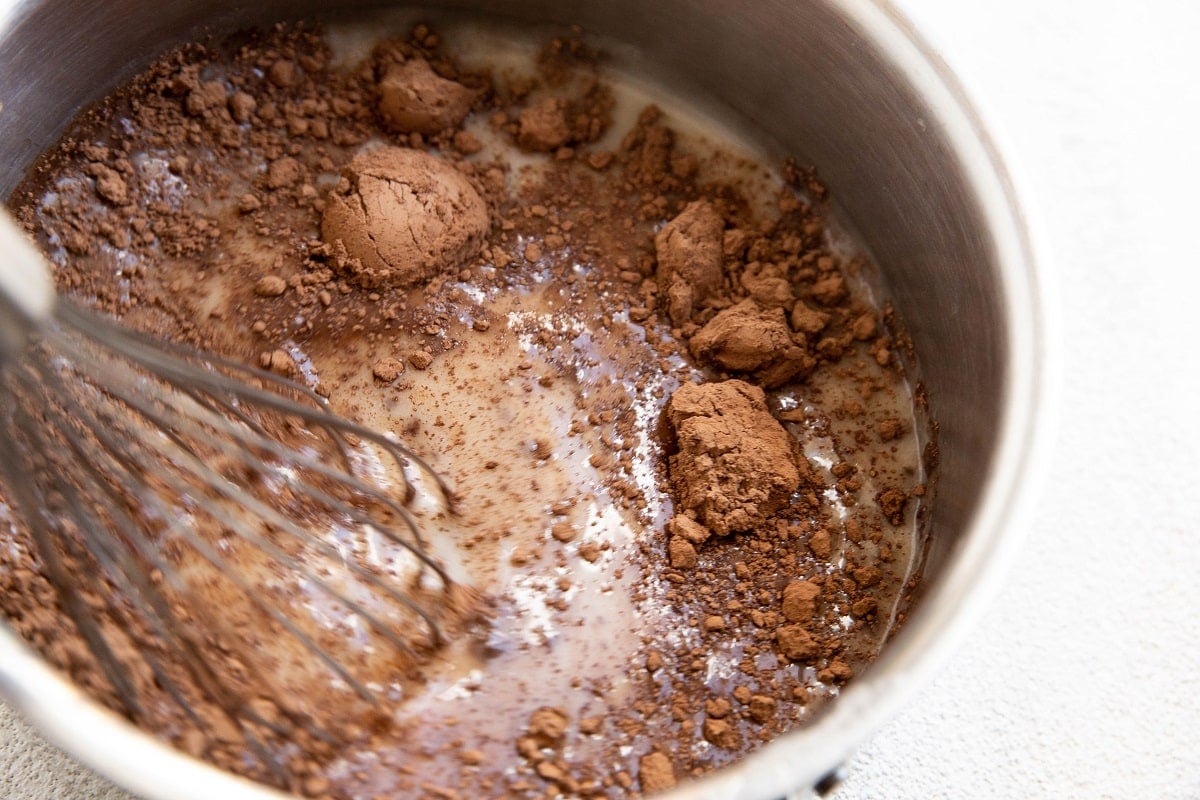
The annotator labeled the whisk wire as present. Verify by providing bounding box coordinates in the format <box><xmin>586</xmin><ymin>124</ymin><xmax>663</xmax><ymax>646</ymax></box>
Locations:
<box><xmin>0</xmin><ymin>298</ymin><xmax>470</xmax><ymax>782</ymax></box>
<box><xmin>53</xmin><ymin>476</ymin><xmax>212</xmax><ymax>729</ymax></box>
<box><xmin>56</xmin><ymin>302</ymin><xmax>459</xmax><ymax>507</ymax></box>
<box><xmin>56</xmin><ymin>304</ymin><xmax>453</xmax><ymax>573</ymax></box>
<box><xmin>34</xmin><ymin>355</ymin><xmax>389</xmax><ymax>708</ymax></box>
<box><xmin>98</xmin><ymin>374</ymin><xmax>445</xmax><ymax>659</ymax></box>
<box><xmin>88</xmin><ymin>343</ymin><xmax>434</xmax><ymax>672</ymax></box>
<box><xmin>10</xmin><ymin>348</ymin><xmax>359</xmax><ymax>747</ymax></box>
<box><xmin>0</xmin><ymin>422</ymin><xmax>146</xmax><ymax>716</ymax></box>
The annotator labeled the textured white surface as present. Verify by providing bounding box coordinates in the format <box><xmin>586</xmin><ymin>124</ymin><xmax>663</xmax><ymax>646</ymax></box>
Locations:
<box><xmin>3</xmin><ymin>1</ymin><xmax>1200</xmax><ymax>798</ymax></box>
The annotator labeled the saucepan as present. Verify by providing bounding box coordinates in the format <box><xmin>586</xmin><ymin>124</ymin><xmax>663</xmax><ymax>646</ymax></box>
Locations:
<box><xmin>0</xmin><ymin>0</ymin><xmax>1050</xmax><ymax>797</ymax></box>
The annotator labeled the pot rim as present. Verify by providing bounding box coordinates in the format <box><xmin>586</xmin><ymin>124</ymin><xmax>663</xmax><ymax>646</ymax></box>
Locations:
<box><xmin>0</xmin><ymin>0</ymin><xmax>1055</xmax><ymax>798</ymax></box>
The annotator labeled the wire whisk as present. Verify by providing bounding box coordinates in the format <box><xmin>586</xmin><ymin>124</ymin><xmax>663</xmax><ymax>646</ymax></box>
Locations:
<box><xmin>0</xmin><ymin>211</ymin><xmax>476</xmax><ymax>785</ymax></box>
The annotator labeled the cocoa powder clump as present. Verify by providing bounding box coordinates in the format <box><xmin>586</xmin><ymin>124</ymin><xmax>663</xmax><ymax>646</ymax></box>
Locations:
<box><xmin>265</xmin><ymin>156</ymin><xmax>304</xmax><ymax>189</ymax></box>
<box><xmin>526</xmin><ymin>706</ymin><xmax>570</xmax><ymax>748</ymax></box>
<box><xmin>253</xmin><ymin>275</ymin><xmax>287</xmax><ymax>297</ymax></box>
<box><xmin>702</xmin><ymin>716</ymin><xmax>740</xmax><ymax>749</ymax></box>
<box><xmin>666</xmin><ymin>380</ymin><xmax>800</xmax><ymax>535</ymax></box>
<box><xmin>86</xmin><ymin>163</ymin><xmax>129</xmax><ymax>206</ymax></box>
<box><xmin>372</xmin><ymin>356</ymin><xmax>405</xmax><ymax>382</ymax></box>
<box><xmin>667</xmin><ymin>514</ymin><xmax>711</xmax><ymax>544</ymax></box>
<box><xmin>377</xmin><ymin>58</ymin><xmax>478</xmax><ymax>134</ymax></box>
<box><xmin>689</xmin><ymin>299</ymin><xmax>816</xmax><ymax>388</ymax></box>
<box><xmin>776</xmin><ymin>623</ymin><xmax>819</xmax><ymax>661</ymax></box>
<box><xmin>654</xmin><ymin>199</ymin><xmax>724</xmax><ymax>326</ymax></box>
<box><xmin>517</xmin><ymin>98</ymin><xmax>572</xmax><ymax>152</ymax></box>
<box><xmin>781</xmin><ymin>580</ymin><xmax>820</xmax><ymax>622</ymax></box>
<box><xmin>667</xmin><ymin>537</ymin><xmax>698</xmax><ymax>569</ymax></box>
<box><xmin>637</xmin><ymin>751</ymin><xmax>676</xmax><ymax>792</ymax></box>
<box><xmin>321</xmin><ymin>147</ymin><xmax>489</xmax><ymax>288</ymax></box>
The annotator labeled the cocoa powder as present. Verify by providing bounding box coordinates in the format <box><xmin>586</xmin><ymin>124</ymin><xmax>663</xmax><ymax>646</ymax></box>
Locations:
<box><xmin>666</xmin><ymin>380</ymin><xmax>800</xmax><ymax>535</ymax></box>
<box><xmin>1</xmin><ymin>20</ymin><xmax>930</xmax><ymax>799</ymax></box>
<box><xmin>322</xmin><ymin>146</ymin><xmax>490</xmax><ymax>288</ymax></box>
<box><xmin>654</xmin><ymin>199</ymin><xmax>724</xmax><ymax>327</ymax></box>
<box><xmin>377</xmin><ymin>57</ymin><xmax>479</xmax><ymax>135</ymax></box>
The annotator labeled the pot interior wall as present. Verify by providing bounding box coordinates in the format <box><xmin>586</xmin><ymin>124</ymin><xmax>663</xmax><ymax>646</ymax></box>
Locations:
<box><xmin>0</xmin><ymin>0</ymin><xmax>1008</xmax><ymax>750</ymax></box>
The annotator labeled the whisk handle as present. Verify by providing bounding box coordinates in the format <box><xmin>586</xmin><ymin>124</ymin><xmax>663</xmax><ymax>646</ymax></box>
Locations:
<box><xmin>0</xmin><ymin>210</ymin><xmax>55</xmax><ymax>358</ymax></box>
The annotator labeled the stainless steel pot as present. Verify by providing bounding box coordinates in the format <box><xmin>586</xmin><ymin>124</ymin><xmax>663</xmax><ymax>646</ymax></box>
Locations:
<box><xmin>0</xmin><ymin>1</ymin><xmax>1051</xmax><ymax>798</ymax></box>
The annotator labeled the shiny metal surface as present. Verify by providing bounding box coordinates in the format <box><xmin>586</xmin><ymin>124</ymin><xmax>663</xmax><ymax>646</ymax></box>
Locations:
<box><xmin>0</xmin><ymin>1</ymin><xmax>1050</xmax><ymax>798</ymax></box>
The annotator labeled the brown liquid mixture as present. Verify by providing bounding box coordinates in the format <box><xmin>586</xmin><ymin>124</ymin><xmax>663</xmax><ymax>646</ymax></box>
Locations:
<box><xmin>1</xmin><ymin>18</ymin><xmax>930</xmax><ymax>799</ymax></box>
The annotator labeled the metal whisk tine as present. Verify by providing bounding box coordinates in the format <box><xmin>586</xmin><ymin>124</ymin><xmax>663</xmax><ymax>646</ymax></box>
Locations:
<box><xmin>71</xmin><ymin>306</ymin><xmax>445</xmax><ymax>562</ymax></box>
<box><xmin>89</xmin><ymin>332</ymin><xmax>442</xmax><ymax>656</ymax></box>
<box><xmin>96</xmin><ymin>375</ymin><xmax>449</xmax><ymax>654</ymax></box>
<box><xmin>0</xmin><ymin>298</ymin><xmax>475</xmax><ymax>789</ymax></box>
<box><xmin>0</xmin><ymin>209</ymin><xmax>477</xmax><ymax>783</ymax></box>
<box><xmin>0</xmin><ymin>431</ymin><xmax>146</xmax><ymax>716</ymax></box>
<box><xmin>13</xmin><ymin>358</ymin><xmax>180</xmax><ymax>593</ymax></box>
<box><xmin>160</xmin><ymin>384</ymin><xmax>445</xmax><ymax>581</ymax></box>
<box><xmin>51</xmin><ymin>478</ymin><xmax>213</xmax><ymax>732</ymax></box>
<box><xmin>59</xmin><ymin>302</ymin><xmax>455</xmax><ymax>561</ymax></box>
<box><xmin>57</xmin><ymin>302</ymin><xmax>447</xmax><ymax>503</ymax></box>
<box><xmin>36</xmin><ymin>357</ymin><xmax>392</xmax><ymax>707</ymax></box>
<box><xmin>12</xmin><ymin>335</ymin><xmax>382</xmax><ymax>732</ymax></box>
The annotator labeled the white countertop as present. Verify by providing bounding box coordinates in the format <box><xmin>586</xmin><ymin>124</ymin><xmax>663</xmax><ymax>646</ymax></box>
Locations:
<box><xmin>3</xmin><ymin>1</ymin><xmax>1199</xmax><ymax>798</ymax></box>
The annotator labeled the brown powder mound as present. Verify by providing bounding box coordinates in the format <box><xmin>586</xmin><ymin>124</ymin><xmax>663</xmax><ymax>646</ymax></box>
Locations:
<box><xmin>689</xmin><ymin>298</ymin><xmax>817</xmax><ymax>388</ymax></box>
<box><xmin>781</xmin><ymin>579</ymin><xmax>820</xmax><ymax>622</ymax></box>
<box><xmin>638</xmin><ymin>751</ymin><xmax>677</xmax><ymax>793</ymax></box>
<box><xmin>510</xmin><ymin>79</ymin><xmax>615</xmax><ymax>154</ymax></box>
<box><xmin>322</xmin><ymin>146</ymin><xmax>489</xmax><ymax>289</ymax></box>
<box><xmin>377</xmin><ymin>58</ymin><xmax>478</xmax><ymax>134</ymax></box>
<box><xmin>740</xmin><ymin>260</ymin><xmax>795</xmax><ymax>309</ymax></box>
<box><xmin>666</xmin><ymin>379</ymin><xmax>801</xmax><ymax>535</ymax></box>
<box><xmin>654</xmin><ymin>199</ymin><xmax>724</xmax><ymax>326</ymax></box>
<box><xmin>518</xmin><ymin>97</ymin><xmax>572</xmax><ymax>152</ymax></box>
